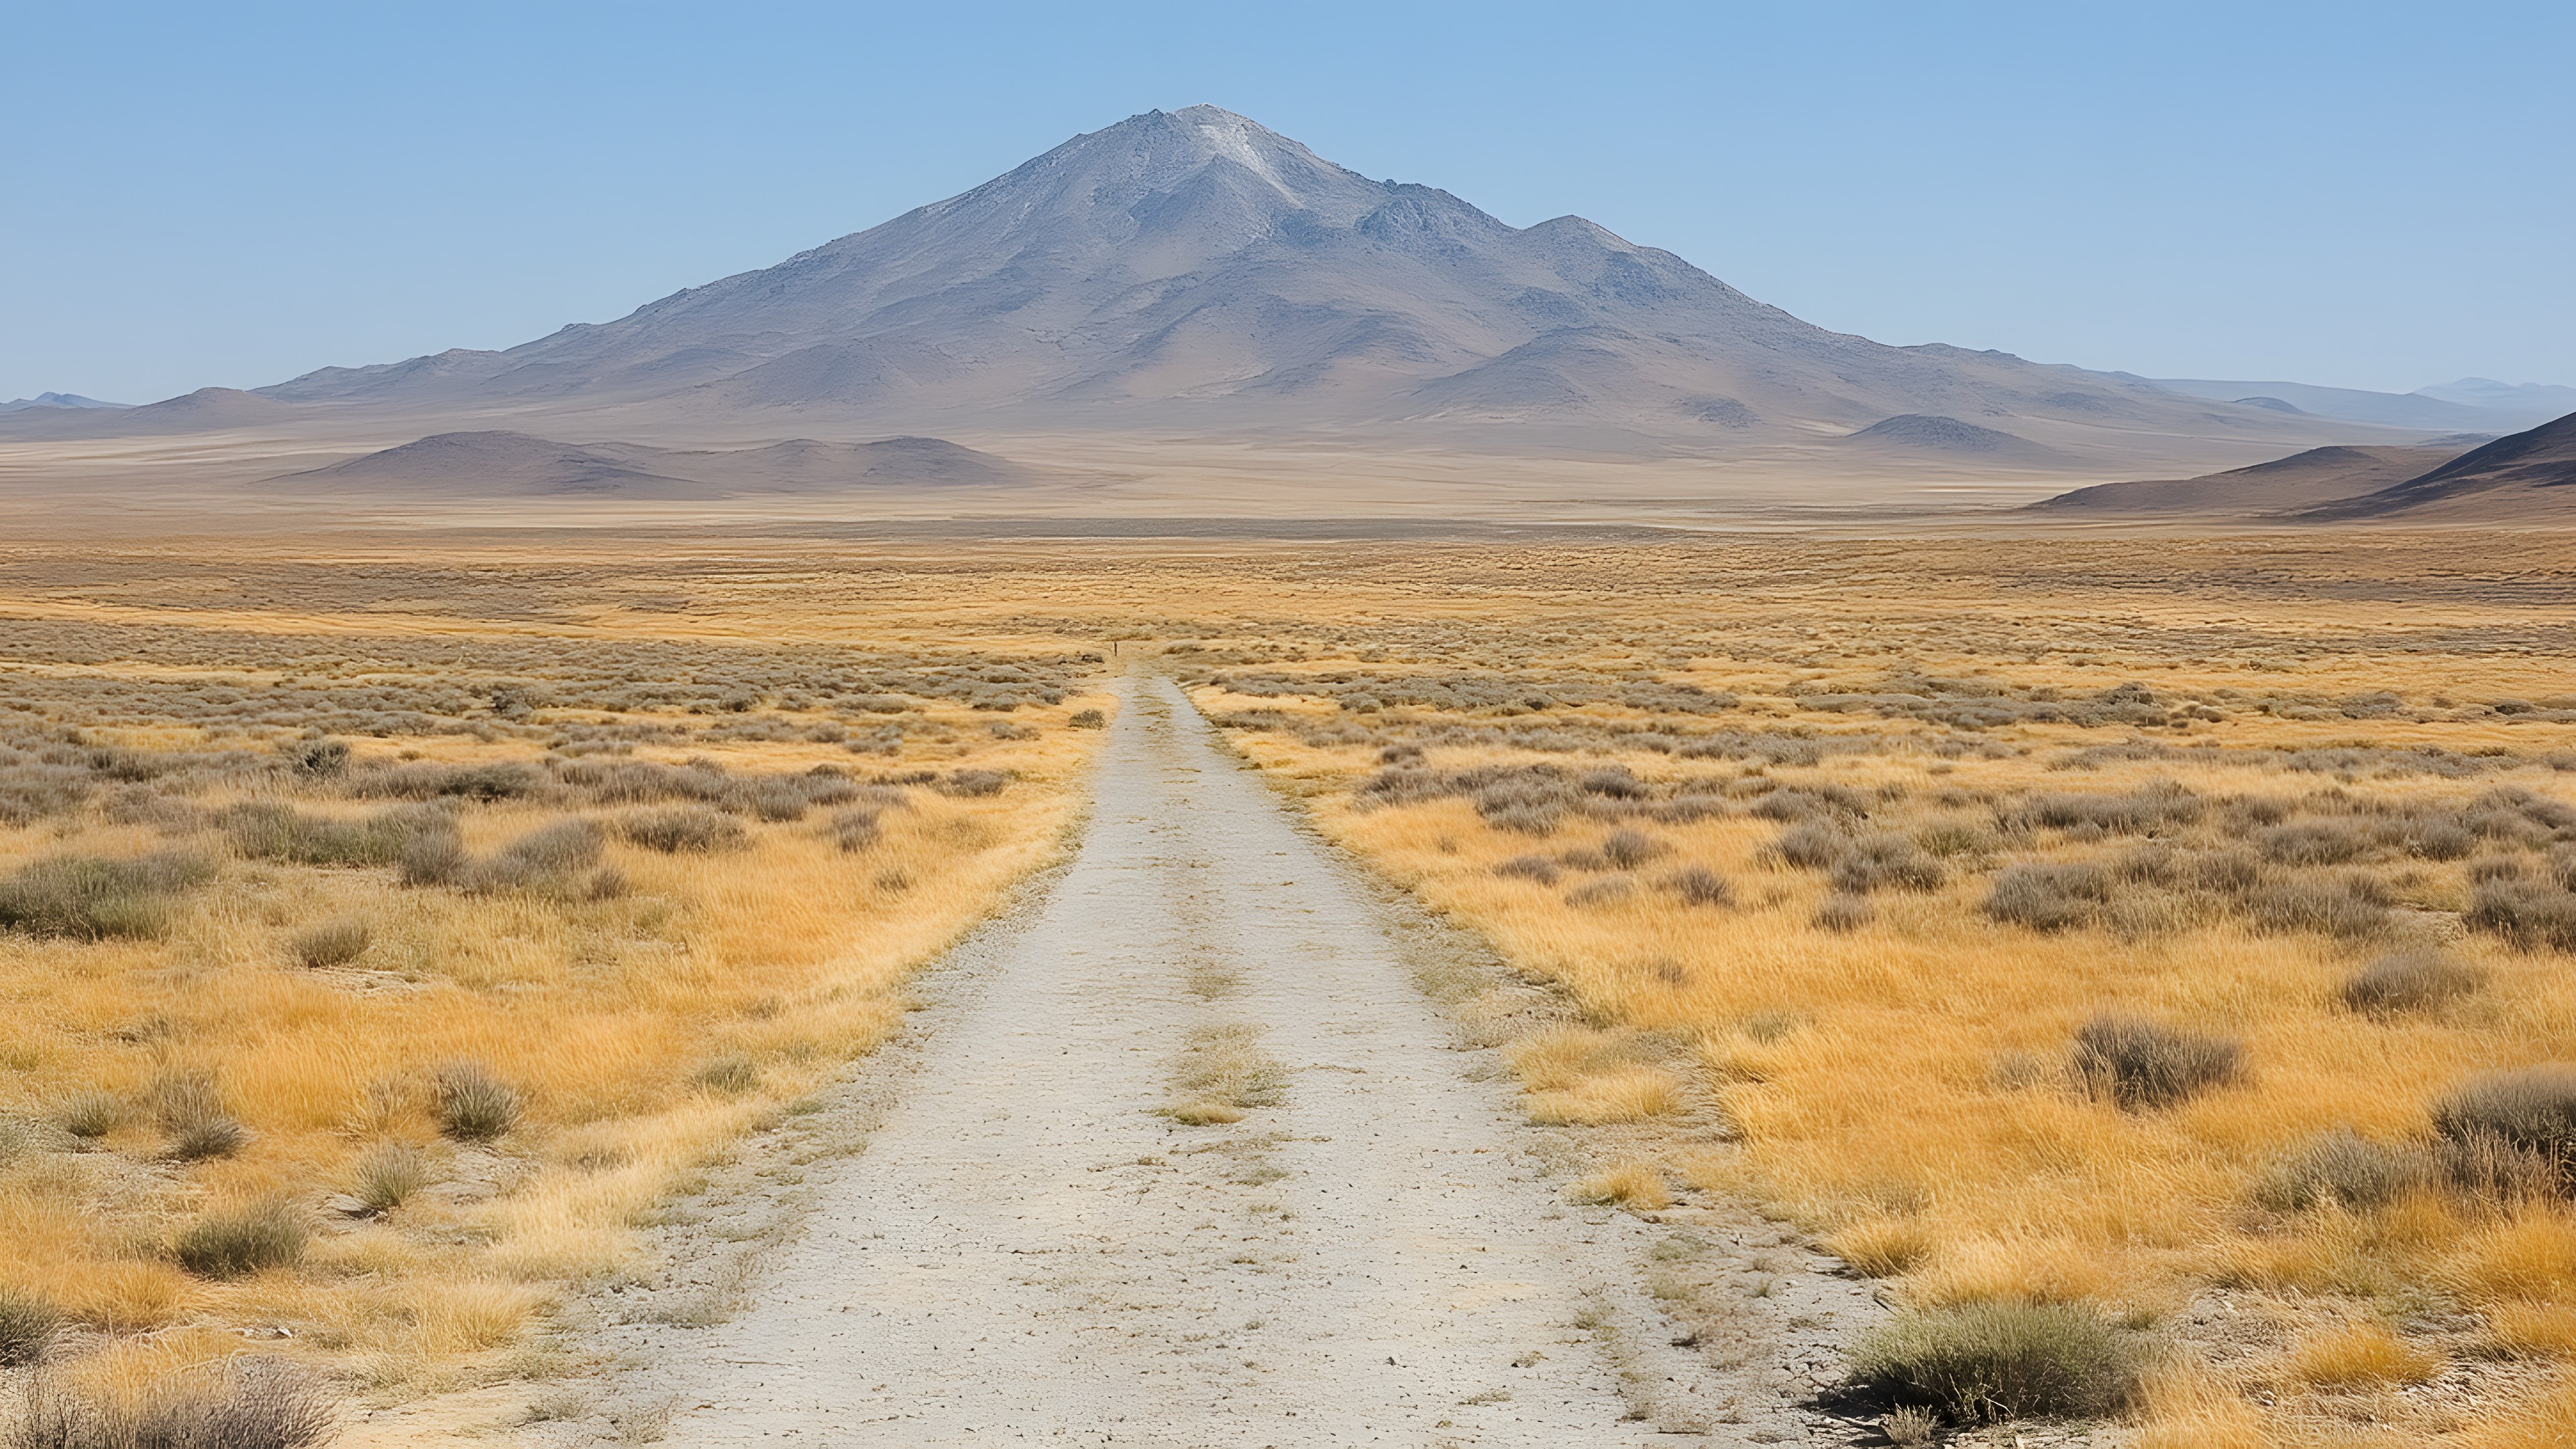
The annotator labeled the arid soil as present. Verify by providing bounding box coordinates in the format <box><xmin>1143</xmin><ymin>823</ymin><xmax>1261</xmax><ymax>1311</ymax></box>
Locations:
<box><xmin>541</xmin><ymin>674</ymin><xmax>1881</xmax><ymax>1446</ymax></box>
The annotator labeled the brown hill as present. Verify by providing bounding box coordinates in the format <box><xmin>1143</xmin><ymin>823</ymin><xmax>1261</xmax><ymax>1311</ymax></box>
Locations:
<box><xmin>2029</xmin><ymin>444</ymin><xmax>2463</xmax><ymax>515</ymax></box>
<box><xmin>271</xmin><ymin>431</ymin><xmax>1035</xmax><ymax>498</ymax></box>
<box><xmin>2295</xmin><ymin>411</ymin><xmax>2576</xmax><ymax>523</ymax></box>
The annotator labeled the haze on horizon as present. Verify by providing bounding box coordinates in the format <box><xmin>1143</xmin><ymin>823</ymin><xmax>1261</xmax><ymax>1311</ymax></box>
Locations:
<box><xmin>1</xmin><ymin>0</ymin><xmax>2569</xmax><ymax>407</ymax></box>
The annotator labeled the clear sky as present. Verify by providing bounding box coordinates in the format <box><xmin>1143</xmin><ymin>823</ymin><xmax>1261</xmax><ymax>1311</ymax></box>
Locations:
<box><xmin>3</xmin><ymin>1</ymin><xmax>2568</xmax><ymax>404</ymax></box>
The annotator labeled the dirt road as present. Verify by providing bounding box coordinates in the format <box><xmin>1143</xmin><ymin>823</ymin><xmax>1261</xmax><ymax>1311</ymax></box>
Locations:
<box><xmin>576</xmin><ymin>675</ymin><xmax>1866</xmax><ymax>1446</ymax></box>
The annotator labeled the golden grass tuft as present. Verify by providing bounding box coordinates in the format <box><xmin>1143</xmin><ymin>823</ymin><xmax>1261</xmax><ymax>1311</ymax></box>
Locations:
<box><xmin>2291</xmin><ymin>1320</ymin><xmax>2440</xmax><ymax>1387</ymax></box>
<box><xmin>1573</xmin><ymin>1160</ymin><xmax>1673</xmax><ymax>1210</ymax></box>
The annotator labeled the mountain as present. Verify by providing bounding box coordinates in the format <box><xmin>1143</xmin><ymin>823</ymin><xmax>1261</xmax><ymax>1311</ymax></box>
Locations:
<box><xmin>2</xmin><ymin>105</ymin><xmax>2367</xmax><ymax>470</ymax></box>
<box><xmin>270</xmin><ymin>431</ymin><xmax>1036</xmax><ymax>498</ymax></box>
<box><xmin>2137</xmin><ymin>377</ymin><xmax>2541</xmax><ymax>431</ymax></box>
<box><xmin>0</xmin><ymin>392</ymin><xmax>127</xmax><ymax>413</ymax></box>
<box><xmin>2297</xmin><ymin>411</ymin><xmax>2576</xmax><ymax>523</ymax></box>
<box><xmin>2414</xmin><ymin>378</ymin><xmax>2576</xmax><ymax>418</ymax></box>
<box><xmin>2029</xmin><ymin>444</ymin><xmax>2465</xmax><ymax>515</ymax></box>
<box><xmin>1841</xmin><ymin>414</ymin><xmax>2054</xmax><ymax>462</ymax></box>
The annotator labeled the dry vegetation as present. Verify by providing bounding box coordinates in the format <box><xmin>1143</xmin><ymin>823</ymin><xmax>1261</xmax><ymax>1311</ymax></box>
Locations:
<box><xmin>0</xmin><ymin>541</ymin><xmax>1108</xmax><ymax>1437</ymax></box>
<box><xmin>6</xmin><ymin>528</ymin><xmax>2573</xmax><ymax>1446</ymax></box>
<box><xmin>1143</xmin><ymin>531</ymin><xmax>2576</xmax><ymax>1446</ymax></box>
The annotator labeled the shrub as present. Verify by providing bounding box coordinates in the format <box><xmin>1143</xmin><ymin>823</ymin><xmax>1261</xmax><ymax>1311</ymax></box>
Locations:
<box><xmin>17</xmin><ymin>1359</ymin><xmax>336</xmax><ymax>1448</ymax></box>
<box><xmin>1564</xmin><ymin>876</ymin><xmax>1634</xmax><ymax>908</ymax></box>
<box><xmin>1768</xmin><ymin>821</ymin><xmax>1847</xmax><ymax>869</ymax></box>
<box><xmin>283</xmin><ymin>737</ymin><xmax>351</xmax><ymax>777</ymax></box>
<box><xmin>1068</xmin><ymin>708</ymin><xmax>1106</xmax><ymax>729</ymax></box>
<box><xmin>1984</xmin><ymin>863</ymin><xmax>2112</xmax><ymax>932</ymax></box>
<box><xmin>219</xmin><ymin>802</ymin><xmax>453</xmax><ymax>868</ymax></box>
<box><xmin>290</xmin><ymin>918</ymin><xmax>370</xmax><ymax>969</ymax></box>
<box><xmin>174</xmin><ymin>1199</ymin><xmax>307</xmax><ymax>1277</ymax></box>
<box><xmin>1579</xmin><ymin>767</ymin><xmax>1650</xmax><ymax>800</ymax></box>
<box><xmin>396</xmin><ymin>828</ymin><xmax>468</xmax><ymax>887</ymax></box>
<box><xmin>351</xmin><ymin>1142</ymin><xmax>429</xmax><ymax>1214</ymax></box>
<box><xmin>2341</xmin><ymin>949</ymin><xmax>2483</xmax><ymax>1014</ymax></box>
<box><xmin>2244</xmin><ymin>871</ymin><xmax>2392</xmax><ymax>941</ymax></box>
<box><xmin>2257</xmin><ymin>819</ymin><xmax>2371</xmax><ymax>865</ymax></box>
<box><xmin>1814</xmin><ymin>893</ymin><xmax>1874</xmax><ymax>932</ymax></box>
<box><xmin>2432</xmin><ymin>1066</ymin><xmax>2576</xmax><ymax>1169</ymax></box>
<box><xmin>436</xmin><ymin>1063</ymin><xmax>522</xmax><ymax>1142</ymax></box>
<box><xmin>2465</xmin><ymin>879</ymin><xmax>2576</xmax><ymax>951</ymax></box>
<box><xmin>936</xmin><ymin>769</ymin><xmax>1008</xmax><ymax>799</ymax></box>
<box><xmin>1663</xmin><ymin>866</ymin><xmax>1733</xmax><ymax>907</ymax></box>
<box><xmin>2253</xmin><ymin>1127</ymin><xmax>2429</xmax><ymax>1210</ymax></box>
<box><xmin>0</xmin><ymin>851</ymin><xmax>213</xmax><ymax>940</ymax></box>
<box><xmin>618</xmin><ymin>805</ymin><xmax>747</xmax><ymax>853</ymax></box>
<box><xmin>0</xmin><ymin>1286</ymin><xmax>60</xmax><ymax>1366</ymax></box>
<box><xmin>466</xmin><ymin>818</ymin><xmax>604</xmax><ymax>892</ymax></box>
<box><xmin>1830</xmin><ymin>834</ymin><xmax>1943</xmax><ymax>894</ymax></box>
<box><xmin>2017</xmin><ymin>782</ymin><xmax>2202</xmax><ymax>836</ymax></box>
<box><xmin>1600</xmin><ymin>828</ymin><xmax>1664</xmax><ymax>869</ymax></box>
<box><xmin>1495</xmin><ymin>855</ymin><xmax>1560</xmax><ymax>885</ymax></box>
<box><xmin>2071</xmin><ymin>1014</ymin><xmax>2243</xmax><ymax>1109</ymax></box>
<box><xmin>1847</xmin><ymin>1302</ymin><xmax>2138</xmax><ymax>1423</ymax></box>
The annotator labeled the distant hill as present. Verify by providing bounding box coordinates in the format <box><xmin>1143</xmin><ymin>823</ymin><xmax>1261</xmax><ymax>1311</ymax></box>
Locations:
<box><xmin>270</xmin><ymin>431</ymin><xmax>1036</xmax><ymax>498</ymax></box>
<box><xmin>1841</xmin><ymin>413</ymin><xmax>2051</xmax><ymax>460</ymax></box>
<box><xmin>2298</xmin><ymin>411</ymin><xmax>2576</xmax><ymax>523</ymax></box>
<box><xmin>0</xmin><ymin>392</ymin><xmax>127</xmax><ymax>413</ymax></box>
<box><xmin>2030</xmin><ymin>444</ymin><xmax>2463</xmax><ymax>515</ymax></box>
<box><xmin>2137</xmin><ymin>377</ymin><xmax>2559</xmax><ymax>431</ymax></box>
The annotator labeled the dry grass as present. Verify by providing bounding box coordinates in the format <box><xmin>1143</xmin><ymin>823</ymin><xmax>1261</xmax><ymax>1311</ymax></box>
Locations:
<box><xmin>0</xmin><ymin>541</ymin><xmax>1108</xmax><ymax>1417</ymax></box>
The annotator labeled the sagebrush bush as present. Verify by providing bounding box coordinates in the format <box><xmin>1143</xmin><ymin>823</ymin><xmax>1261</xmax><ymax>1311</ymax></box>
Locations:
<box><xmin>618</xmin><ymin>804</ymin><xmax>747</xmax><ymax>853</ymax></box>
<box><xmin>2245</xmin><ymin>871</ymin><xmax>2393</xmax><ymax>941</ymax></box>
<box><xmin>937</xmin><ymin>769</ymin><xmax>1008</xmax><ymax>799</ymax></box>
<box><xmin>17</xmin><ymin>1359</ymin><xmax>336</xmax><ymax>1448</ymax></box>
<box><xmin>396</xmin><ymin>828</ymin><xmax>468</xmax><ymax>886</ymax></box>
<box><xmin>2465</xmin><ymin>878</ymin><xmax>2576</xmax><ymax>951</ymax></box>
<box><xmin>2432</xmin><ymin>1066</ymin><xmax>2576</xmax><ymax>1170</ymax></box>
<box><xmin>1984</xmin><ymin>863</ymin><xmax>2112</xmax><ymax>932</ymax></box>
<box><xmin>2341</xmin><ymin>949</ymin><xmax>2483</xmax><ymax>1014</ymax></box>
<box><xmin>174</xmin><ymin>1199</ymin><xmax>307</xmax><ymax>1277</ymax></box>
<box><xmin>1664</xmin><ymin>865</ymin><xmax>1732</xmax><ymax>907</ymax></box>
<box><xmin>466</xmin><ymin>818</ymin><xmax>604</xmax><ymax>893</ymax></box>
<box><xmin>1768</xmin><ymin>821</ymin><xmax>1847</xmax><ymax>869</ymax></box>
<box><xmin>0</xmin><ymin>1286</ymin><xmax>60</xmax><ymax>1366</ymax></box>
<box><xmin>219</xmin><ymin>801</ymin><xmax>452</xmax><ymax>868</ymax></box>
<box><xmin>2256</xmin><ymin>819</ymin><xmax>2371</xmax><ymax>865</ymax></box>
<box><xmin>824</xmin><ymin>808</ymin><xmax>881</xmax><ymax>853</ymax></box>
<box><xmin>1814</xmin><ymin>893</ymin><xmax>1874</xmax><ymax>932</ymax></box>
<box><xmin>1068</xmin><ymin>708</ymin><xmax>1106</xmax><ymax>729</ymax></box>
<box><xmin>1847</xmin><ymin>1302</ymin><xmax>2138</xmax><ymax>1423</ymax></box>
<box><xmin>436</xmin><ymin>1063</ymin><xmax>521</xmax><ymax>1141</ymax></box>
<box><xmin>290</xmin><ymin>918</ymin><xmax>371</xmax><ymax>969</ymax></box>
<box><xmin>2071</xmin><ymin>1014</ymin><xmax>2243</xmax><ymax>1109</ymax></box>
<box><xmin>1496</xmin><ymin>854</ymin><xmax>1560</xmax><ymax>885</ymax></box>
<box><xmin>2254</xmin><ymin>1126</ymin><xmax>2430</xmax><ymax>1210</ymax></box>
<box><xmin>1830</xmin><ymin>833</ymin><xmax>1943</xmax><ymax>894</ymax></box>
<box><xmin>0</xmin><ymin>850</ymin><xmax>213</xmax><ymax>940</ymax></box>
<box><xmin>1600</xmin><ymin>828</ymin><xmax>1664</xmax><ymax>869</ymax></box>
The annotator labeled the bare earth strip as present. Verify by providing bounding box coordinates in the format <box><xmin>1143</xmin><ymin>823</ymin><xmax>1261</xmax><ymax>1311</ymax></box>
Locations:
<box><xmin>566</xmin><ymin>675</ymin><xmax>1858</xmax><ymax>1446</ymax></box>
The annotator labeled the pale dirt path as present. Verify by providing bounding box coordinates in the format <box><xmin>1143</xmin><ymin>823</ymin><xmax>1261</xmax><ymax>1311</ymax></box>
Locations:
<box><xmin>574</xmin><ymin>675</ymin><xmax>1849</xmax><ymax>1446</ymax></box>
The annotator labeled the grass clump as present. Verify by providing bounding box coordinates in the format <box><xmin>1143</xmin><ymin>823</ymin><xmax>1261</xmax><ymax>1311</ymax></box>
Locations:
<box><xmin>17</xmin><ymin>1360</ymin><xmax>337</xmax><ymax>1448</ymax></box>
<box><xmin>1847</xmin><ymin>1301</ymin><xmax>2139</xmax><ymax>1424</ymax></box>
<box><xmin>2292</xmin><ymin>1322</ymin><xmax>2439</xmax><ymax>1388</ymax></box>
<box><xmin>2341</xmin><ymin>949</ymin><xmax>2483</xmax><ymax>1015</ymax></box>
<box><xmin>58</xmin><ymin>1090</ymin><xmax>121</xmax><ymax>1139</ymax></box>
<box><xmin>693</xmin><ymin>1053</ymin><xmax>759</xmax><ymax>1095</ymax></box>
<box><xmin>617</xmin><ymin>804</ymin><xmax>747</xmax><ymax>853</ymax></box>
<box><xmin>1166</xmin><ymin>1024</ymin><xmax>1285</xmax><ymax>1124</ymax></box>
<box><xmin>174</xmin><ymin>1199</ymin><xmax>308</xmax><ymax>1277</ymax></box>
<box><xmin>1813</xmin><ymin>892</ymin><xmax>1874</xmax><ymax>932</ymax></box>
<box><xmin>351</xmin><ymin>1142</ymin><xmax>430</xmax><ymax>1214</ymax></box>
<box><xmin>290</xmin><ymin>917</ymin><xmax>371</xmax><ymax>969</ymax></box>
<box><xmin>1572</xmin><ymin>1160</ymin><xmax>1673</xmax><ymax>1210</ymax></box>
<box><xmin>2465</xmin><ymin>877</ymin><xmax>2576</xmax><ymax>951</ymax></box>
<box><xmin>466</xmin><ymin>818</ymin><xmax>606</xmax><ymax>894</ymax></box>
<box><xmin>2071</xmin><ymin>1014</ymin><xmax>2243</xmax><ymax>1109</ymax></box>
<box><xmin>1662</xmin><ymin>865</ymin><xmax>1732</xmax><ymax>906</ymax></box>
<box><xmin>0</xmin><ymin>1286</ymin><xmax>61</xmax><ymax>1366</ymax></box>
<box><xmin>1069</xmin><ymin>708</ymin><xmax>1106</xmax><ymax>729</ymax></box>
<box><xmin>0</xmin><ymin>851</ymin><xmax>213</xmax><ymax>940</ymax></box>
<box><xmin>436</xmin><ymin>1062</ymin><xmax>522</xmax><ymax>1142</ymax></box>
<box><xmin>152</xmin><ymin>1072</ymin><xmax>248</xmax><ymax>1159</ymax></box>
<box><xmin>1984</xmin><ymin>863</ymin><xmax>2112</xmax><ymax>932</ymax></box>
<box><xmin>218</xmin><ymin>801</ymin><xmax>453</xmax><ymax>868</ymax></box>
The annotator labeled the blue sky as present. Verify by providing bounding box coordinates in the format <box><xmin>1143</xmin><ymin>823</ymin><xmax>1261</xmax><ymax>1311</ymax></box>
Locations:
<box><xmin>3</xmin><ymin>1</ymin><xmax>2568</xmax><ymax>403</ymax></box>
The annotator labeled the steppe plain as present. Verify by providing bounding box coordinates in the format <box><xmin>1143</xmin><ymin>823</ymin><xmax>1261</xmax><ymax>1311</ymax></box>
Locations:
<box><xmin>0</xmin><ymin>519</ymin><xmax>2570</xmax><ymax>1449</ymax></box>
